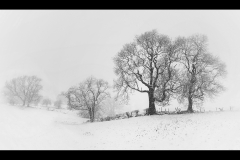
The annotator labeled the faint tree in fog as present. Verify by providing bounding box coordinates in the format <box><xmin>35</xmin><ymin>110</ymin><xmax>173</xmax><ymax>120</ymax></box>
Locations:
<box><xmin>64</xmin><ymin>77</ymin><xmax>110</xmax><ymax>122</ymax></box>
<box><xmin>56</xmin><ymin>93</ymin><xmax>68</xmax><ymax>105</ymax></box>
<box><xmin>54</xmin><ymin>99</ymin><xmax>62</xmax><ymax>109</ymax></box>
<box><xmin>113</xmin><ymin>30</ymin><xmax>180</xmax><ymax>115</ymax></box>
<box><xmin>100</xmin><ymin>97</ymin><xmax>124</xmax><ymax>117</ymax></box>
<box><xmin>176</xmin><ymin>35</ymin><xmax>227</xmax><ymax>112</ymax></box>
<box><xmin>4</xmin><ymin>75</ymin><xmax>42</xmax><ymax>107</ymax></box>
<box><xmin>42</xmin><ymin>98</ymin><xmax>52</xmax><ymax>107</ymax></box>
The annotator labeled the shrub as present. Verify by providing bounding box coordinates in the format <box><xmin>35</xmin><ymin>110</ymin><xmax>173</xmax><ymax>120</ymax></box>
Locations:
<box><xmin>144</xmin><ymin>108</ymin><xmax>149</xmax><ymax>115</ymax></box>
<box><xmin>219</xmin><ymin>108</ymin><xmax>223</xmax><ymax>111</ymax></box>
<box><xmin>126</xmin><ymin>112</ymin><xmax>132</xmax><ymax>118</ymax></box>
<box><xmin>135</xmin><ymin>110</ymin><xmax>140</xmax><ymax>116</ymax></box>
<box><xmin>115</xmin><ymin>114</ymin><xmax>121</xmax><ymax>119</ymax></box>
<box><xmin>102</xmin><ymin>116</ymin><xmax>111</xmax><ymax>121</ymax></box>
<box><xmin>175</xmin><ymin>107</ymin><xmax>181</xmax><ymax>114</ymax></box>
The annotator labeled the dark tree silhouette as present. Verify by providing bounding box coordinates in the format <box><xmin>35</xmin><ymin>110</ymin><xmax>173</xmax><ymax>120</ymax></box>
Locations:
<box><xmin>113</xmin><ymin>30</ymin><xmax>180</xmax><ymax>115</ymax></box>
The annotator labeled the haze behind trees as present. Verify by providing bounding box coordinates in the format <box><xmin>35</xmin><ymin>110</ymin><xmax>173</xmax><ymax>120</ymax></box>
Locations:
<box><xmin>1</xmin><ymin>10</ymin><xmax>236</xmax><ymax>116</ymax></box>
<box><xmin>2</xmin><ymin>29</ymin><xmax>227</xmax><ymax>122</ymax></box>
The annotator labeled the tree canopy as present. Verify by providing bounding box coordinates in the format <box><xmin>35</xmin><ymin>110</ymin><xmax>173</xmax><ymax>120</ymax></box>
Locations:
<box><xmin>4</xmin><ymin>75</ymin><xmax>42</xmax><ymax>107</ymax></box>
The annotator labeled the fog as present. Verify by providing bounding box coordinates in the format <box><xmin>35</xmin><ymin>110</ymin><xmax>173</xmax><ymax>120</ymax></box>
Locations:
<box><xmin>1</xmin><ymin>10</ymin><xmax>240</xmax><ymax>150</ymax></box>
<box><xmin>0</xmin><ymin>10</ymin><xmax>240</xmax><ymax>110</ymax></box>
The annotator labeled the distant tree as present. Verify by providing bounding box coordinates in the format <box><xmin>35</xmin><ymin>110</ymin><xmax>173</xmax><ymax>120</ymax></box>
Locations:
<box><xmin>42</xmin><ymin>98</ymin><xmax>52</xmax><ymax>107</ymax></box>
<box><xmin>54</xmin><ymin>99</ymin><xmax>62</xmax><ymax>109</ymax></box>
<box><xmin>113</xmin><ymin>30</ymin><xmax>180</xmax><ymax>115</ymax></box>
<box><xmin>4</xmin><ymin>75</ymin><xmax>42</xmax><ymax>107</ymax></box>
<box><xmin>64</xmin><ymin>77</ymin><xmax>110</xmax><ymax>122</ymax></box>
<box><xmin>176</xmin><ymin>35</ymin><xmax>227</xmax><ymax>112</ymax></box>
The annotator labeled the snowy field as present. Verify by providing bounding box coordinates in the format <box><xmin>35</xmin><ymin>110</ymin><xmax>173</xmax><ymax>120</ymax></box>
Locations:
<box><xmin>1</xmin><ymin>104</ymin><xmax>240</xmax><ymax>150</ymax></box>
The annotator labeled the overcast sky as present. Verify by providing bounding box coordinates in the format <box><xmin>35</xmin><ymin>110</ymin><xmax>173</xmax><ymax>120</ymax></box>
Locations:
<box><xmin>0</xmin><ymin>10</ymin><xmax>240</xmax><ymax>110</ymax></box>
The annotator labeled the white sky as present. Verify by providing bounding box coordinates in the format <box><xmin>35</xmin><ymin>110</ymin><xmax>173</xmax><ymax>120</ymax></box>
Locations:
<box><xmin>0</xmin><ymin>10</ymin><xmax>239</xmax><ymax>110</ymax></box>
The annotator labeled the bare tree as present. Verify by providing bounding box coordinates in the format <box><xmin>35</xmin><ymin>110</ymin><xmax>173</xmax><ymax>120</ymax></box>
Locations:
<box><xmin>64</xmin><ymin>77</ymin><xmax>110</xmax><ymax>122</ymax></box>
<box><xmin>176</xmin><ymin>35</ymin><xmax>227</xmax><ymax>112</ymax></box>
<box><xmin>113</xmin><ymin>30</ymin><xmax>180</xmax><ymax>115</ymax></box>
<box><xmin>4</xmin><ymin>75</ymin><xmax>42</xmax><ymax>107</ymax></box>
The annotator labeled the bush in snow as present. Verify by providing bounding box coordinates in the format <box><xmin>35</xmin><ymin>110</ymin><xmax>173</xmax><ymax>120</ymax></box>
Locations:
<box><xmin>117</xmin><ymin>113</ymin><xmax>127</xmax><ymax>119</ymax></box>
<box><xmin>125</xmin><ymin>112</ymin><xmax>132</xmax><ymax>118</ymax></box>
<box><xmin>131</xmin><ymin>110</ymin><xmax>139</xmax><ymax>117</ymax></box>
<box><xmin>175</xmin><ymin>107</ymin><xmax>181</xmax><ymax>114</ymax></box>
<box><xmin>218</xmin><ymin>108</ymin><xmax>223</xmax><ymax>111</ymax></box>
<box><xmin>105</xmin><ymin>116</ymin><xmax>111</xmax><ymax>121</ymax></box>
<box><xmin>115</xmin><ymin>114</ymin><xmax>121</xmax><ymax>119</ymax></box>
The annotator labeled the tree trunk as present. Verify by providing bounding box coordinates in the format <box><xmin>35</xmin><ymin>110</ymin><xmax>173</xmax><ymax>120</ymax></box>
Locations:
<box><xmin>148</xmin><ymin>89</ymin><xmax>156</xmax><ymax>115</ymax></box>
<box><xmin>92</xmin><ymin>107</ymin><xmax>95</xmax><ymax>122</ymax></box>
<box><xmin>187</xmin><ymin>96</ymin><xmax>194</xmax><ymax>113</ymax></box>
<box><xmin>187</xmin><ymin>71</ymin><xmax>196</xmax><ymax>113</ymax></box>
<box><xmin>89</xmin><ymin>108</ymin><xmax>94</xmax><ymax>122</ymax></box>
<box><xmin>89</xmin><ymin>112</ymin><xmax>93</xmax><ymax>122</ymax></box>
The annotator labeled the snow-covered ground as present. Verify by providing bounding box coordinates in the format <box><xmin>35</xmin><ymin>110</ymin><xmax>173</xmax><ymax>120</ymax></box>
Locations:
<box><xmin>1</xmin><ymin>103</ymin><xmax>240</xmax><ymax>150</ymax></box>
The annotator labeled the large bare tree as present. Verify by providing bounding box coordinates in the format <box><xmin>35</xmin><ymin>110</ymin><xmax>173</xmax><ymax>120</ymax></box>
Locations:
<box><xmin>113</xmin><ymin>30</ymin><xmax>180</xmax><ymax>115</ymax></box>
<box><xmin>64</xmin><ymin>77</ymin><xmax>110</xmax><ymax>122</ymax></box>
<box><xmin>176</xmin><ymin>35</ymin><xmax>227</xmax><ymax>112</ymax></box>
<box><xmin>4</xmin><ymin>75</ymin><xmax>42</xmax><ymax>107</ymax></box>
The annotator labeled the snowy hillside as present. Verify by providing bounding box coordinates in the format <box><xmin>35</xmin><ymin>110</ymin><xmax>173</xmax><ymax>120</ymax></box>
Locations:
<box><xmin>1</xmin><ymin>104</ymin><xmax>240</xmax><ymax>150</ymax></box>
